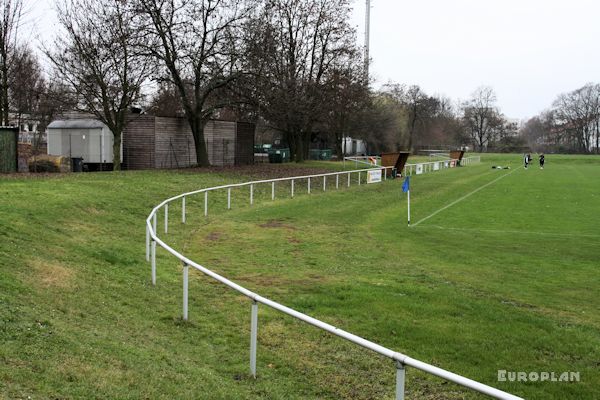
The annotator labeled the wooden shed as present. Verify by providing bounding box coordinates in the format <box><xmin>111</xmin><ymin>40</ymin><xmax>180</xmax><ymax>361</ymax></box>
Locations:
<box><xmin>0</xmin><ymin>126</ymin><xmax>18</xmax><ymax>173</ymax></box>
<box><xmin>122</xmin><ymin>116</ymin><xmax>255</xmax><ymax>170</ymax></box>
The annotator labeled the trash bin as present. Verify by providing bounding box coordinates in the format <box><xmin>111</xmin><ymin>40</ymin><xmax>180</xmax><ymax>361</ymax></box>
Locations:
<box><xmin>268</xmin><ymin>151</ymin><xmax>283</xmax><ymax>163</ymax></box>
<box><xmin>71</xmin><ymin>157</ymin><xmax>83</xmax><ymax>172</ymax></box>
<box><xmin>268</xmin><ymin>148</ymin><xmax>290</xmax><ymax>163</ymax></box>
<box><xmin>309</xmin><ymin>149</ymin><xmax>333</xmax><ymax>160</ymax></box>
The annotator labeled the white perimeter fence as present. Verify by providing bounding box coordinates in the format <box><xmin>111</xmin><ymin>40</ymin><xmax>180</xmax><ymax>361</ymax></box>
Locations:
<box><xmin>144</xmin><ymin>162</ymin><xmax>521</xmax><ymax>400</ymax></box>
<box><xmin>344</xmin><ymin>155</ymin><xmax>481</xmax><ymax>177</ymax></box>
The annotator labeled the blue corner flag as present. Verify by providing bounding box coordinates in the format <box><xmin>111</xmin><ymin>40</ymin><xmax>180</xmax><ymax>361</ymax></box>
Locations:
<box><xmin>402</xmin><ymin>176</ymin><xmax>410</xmax><ymax>193</ymax></box>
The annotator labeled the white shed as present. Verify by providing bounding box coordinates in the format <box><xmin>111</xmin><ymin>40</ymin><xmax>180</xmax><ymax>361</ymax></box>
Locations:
<box><xmin>342</xmin><ymin>137</ymin><xmax>367</xmax><ymax>156</ymax></box>
<box><xmin>47</xmin><ymin>119</ymin><xmax>121</xmax><ymax>164</ymax></box>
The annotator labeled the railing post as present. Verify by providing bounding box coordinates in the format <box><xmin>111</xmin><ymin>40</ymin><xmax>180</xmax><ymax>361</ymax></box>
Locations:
<box><xmin>250</xmin><ymin>301</ymin><xmax>258</xmax><ymax>378</ymax></box>
<box><xmin>323</xmin><ymin>176</ymin><xmax>326</xmax><ymax>191</ymax></box>
<box><xmin>182</xmin><ymin>262</ymin><xmax>189</xmax><ymax>321</ymax></box>
<box><xmin>250</xmin><ymin>184</ymin><xmax>254</xmax><ymax>205</ymax></box>
<box><xmin>383</xmin><ymin>167</ymin><xmax>387</xmax><ymax>180</ymax></box>
<box><xmin>336</xmin><ymin>174</ymin><xmax>339</xmax><ymax>189</ymax></box>
<box><xmin>164</xmin><ymin>204</ymin><xmax>169</xmax><ymax>234</ymax></box>
<box><xmin>358</xmin><ymin>171</ymin><xmax>361</xmax><ymax>185</ymax></box>
<box><xmin>146</xmin><ymin>224</ymin><xmax>150</xmax><ymax>261</ymax></box>
<box><xmin>396</xmin><ymin>361</ymin><xmax>406</xmax><ymax>400</ymax></box>
<box><xmin>308</xmin><ymin>177</ymin><xmax>311</xmax><ymax>194</ymax></box>
<box><xmin>151</xmin><ymin>240</ymin><xmax>156</xmax><ymax>285</ymax></box>
<box><xmin>151</xmin><ymin>214</ymin><xmax>157</xmax><ymax>282</ymax></box>
<box><xmin>182</xmin><ymin>196</ymin><xmax>186</xmax><ymax>224</ymax></box>
<box><xmin>291</xmin><ymin>179</ymin><xmax>295</xmax><ymax>198</ymax></box>
<box><xmin>228</xmin><ymin>188</ymin><xmax>231</xmax><ymax>210</ymax></box>
<box><xmin>347</xmin><ymin>172</ymin><xmax>351</xmax><ymax>187</ymax></box>
<box><xmin>204</xmin><ymin>191</ymin><xmax>208</xmax><ymax>216</ymax></box>
<box><xmin>271</xmin><ymin>182</ymin><xmax>275</xmax><ymax>200</ymax></box>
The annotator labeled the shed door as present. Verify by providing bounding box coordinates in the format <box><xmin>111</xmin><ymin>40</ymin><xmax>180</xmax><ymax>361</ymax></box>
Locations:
<box><xmin>67</xmin><ymin>130</ymin><xmax>87</xmax><ymax>159</ymax></box>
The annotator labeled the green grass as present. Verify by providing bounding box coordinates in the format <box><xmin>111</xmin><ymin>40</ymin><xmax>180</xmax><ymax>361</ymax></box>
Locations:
<box><xmin>1</xmin><ymin>155</ymin><xmax>599</xmax><ymax>399</ymax></box>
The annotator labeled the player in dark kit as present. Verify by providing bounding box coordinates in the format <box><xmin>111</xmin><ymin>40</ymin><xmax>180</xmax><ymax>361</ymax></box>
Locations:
<box><xmin>539</xmin><ymin>153</ymin><xmax>545</xmax><ymax>169</ymax></box>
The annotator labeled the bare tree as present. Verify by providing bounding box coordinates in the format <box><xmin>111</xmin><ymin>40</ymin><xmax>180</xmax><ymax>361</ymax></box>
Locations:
<box><xmin>403</xmin><ymin>85</ymin><xmax>439</xmax><ymax>151</ymax></box>
<box><xmin>135</xmin><ymin>0</ymin><xmax>251</xmax><ymax>166</ymax></box>
<box><xmin>47</xmin><ymin>0</ymin><xmax>151</xmax><ymax>170</ymax></box>
<box><xmin>552</xmin><ymin>83</ymin><xmax>600</xmax><ymax>153</ymax></box>
<box><xmin>521</xmin><ymin>116</ymin><xmax>546</xmax><ymax>151</ymax></box>
<box><xmin>0</xmin><ymin>0</ymin><xmax>23</xmax><ymax>125</ymax></box>
<box><xmin>428</xmin><ymin>96</ymin><xmax>463</xmax><ymax>148</ymax></box>
<box><xmin>10</xmin><ymin>44</ymin><xmax>44</xmax><ymax>129</ymax></box>
<box><xmin>379</xmin><ymin>83</ymin><xmax>442</xmax><ymax>151</ymax></box>
<box><xmin>244</xmin><ymin>0</ymin><xmax>358</xmax><ymax>162</ymax></box>
<box><xmin>321</xmin><ymin>59</ymin><xmax>370</xmax><ymax>158</ymax></box>
<box><xmin>355</xmin><ymin>91</ymin><xmax>406</xmax><ymax>154</ymax></box>
<box><xmin>462</xmin><ymin>86</ymin><xmax>504</xmax><ymax>151</ymax></box>
<box><xmin>147</xmin><ymin>82</ymin><xmax>184</xmax><ymax>117</ymax></box>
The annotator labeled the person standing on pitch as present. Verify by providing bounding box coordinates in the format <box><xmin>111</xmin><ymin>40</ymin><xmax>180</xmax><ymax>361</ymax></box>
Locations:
<box><xmin>539</xmin><ymin>153</ymin><xmax>545</xmax><ymax>169</ymax></box>
<box><xmin>524</xmin><ymin>153</ymin><xmax>529</xmax><ymax>169</ymax></box>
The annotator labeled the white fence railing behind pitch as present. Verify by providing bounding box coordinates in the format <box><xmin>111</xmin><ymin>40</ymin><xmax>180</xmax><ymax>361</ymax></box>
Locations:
<box><xmin>429</xmin><ymin>153</ymin><xmax>451</xmax><ymax>159</ymax></box>
<box><xmin>343</xmin><ymin>155</ymin><xmax>381</xmax><ymax>168</ymax></box>
<box><xmin>144</xmin><ymin>161</ymin><xmax>521</xmax><ymax>400</ymax></box>
<box><xmin>403</xmin><ymin>155</ymin><xmax>481</xmax><ymax>176</ymax></box>
<box><xmin>343</xmin><ymin>155</ymin><xmax>481</xmax><ymax>177</ymax></box>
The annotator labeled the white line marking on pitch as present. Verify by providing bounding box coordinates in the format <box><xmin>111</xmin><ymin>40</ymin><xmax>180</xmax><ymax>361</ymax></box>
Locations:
<box><xmin>411</xmin><ymin>167</ymin><xmax>522</xmax><ymax>227</ymax></box>
<box><xmin>418</xmin><ymin>225</ymin><xmax>600</xmax><ymax>239</ymax></box>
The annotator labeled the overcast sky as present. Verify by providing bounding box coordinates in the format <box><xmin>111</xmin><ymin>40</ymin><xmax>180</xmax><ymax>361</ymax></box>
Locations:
<box><xmin>351</xmin><ymin>0</ymin><xmax>600</xmax><ymax>119</ymax></box>
<box><xmin>27</xmin><ymin>0</ymin><xmax>600</xmax><ymax>120</ymax></box>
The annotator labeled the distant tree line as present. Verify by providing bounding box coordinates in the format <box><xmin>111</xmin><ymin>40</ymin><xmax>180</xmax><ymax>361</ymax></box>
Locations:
<box><xmin>352</xmin><ymin>84</ymin><xmax>520</xmax><ymax>154</ymax></box>
<box><xmin>521</xmin><ymin>83</ymin><xmax>600</xmax><ymax>154</ymax></box>
<box><xmin>0</xmin><ymin>0</ymin><xmax>71</xmax><ymax>137</ymax></box>
<box><xmin>4</xmin><ymin>0</ymin><xmax>564</xmax><ymax>172</ymax></box>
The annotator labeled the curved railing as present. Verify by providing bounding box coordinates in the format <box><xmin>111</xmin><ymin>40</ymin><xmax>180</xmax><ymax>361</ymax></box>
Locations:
<box><xmin>144</xmin><ymin>163</ymin><xmax>521</xmax><ymax>400</ymax></box>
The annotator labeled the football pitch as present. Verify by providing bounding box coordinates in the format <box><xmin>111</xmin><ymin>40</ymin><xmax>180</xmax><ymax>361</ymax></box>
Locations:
<box><xmin>168</xmin><ymin>154</ymin><xmax>599</xmax><ymax>399</ymax></box>
<box><xmin>1</xmin><ymin>154</ymin><xmax>598</xmax><ymax>399</ymax></box>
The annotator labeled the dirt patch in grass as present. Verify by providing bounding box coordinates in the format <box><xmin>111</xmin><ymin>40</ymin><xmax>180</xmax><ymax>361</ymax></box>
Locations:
<box><xmin>84</xmin><ymin>206</ymin><xmax>103</xmax><ymax>215</ymax></box>
<box><xmin>259</xmin><ymin>219</ymin><xmax>297</xmax><ymax>230</ymax></box>
<box><xmin>237</xmin><ymin>272</ymin><xmax>330</xmax><ymax>290</ymax></box>
<box><xmin>28</xmin><ymin>257</ymin><xmax>74</xmax><ymax>289</ymax></box>
<box><xmin>205</xmin><ymin>231</ymin><xmax>224</xmax><ymax>241</ymax></box>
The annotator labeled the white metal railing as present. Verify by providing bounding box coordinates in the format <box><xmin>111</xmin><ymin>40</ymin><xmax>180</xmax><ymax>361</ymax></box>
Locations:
<box><xmin>429</xmin><ymin>153</ymin><xmax>451</xmax><ymax>159</ymax></box>
<box><xmin>343</xmin><ymin>155</ymin><xmax>381</xmax><ymax>168</ymax></box>
<box><xmin>403</xmin><ymin>156</ymin><xmax>481</xmax><ymax>176</ymax></box>
<box><xmin>343</xmin><ymin>155</ymin><xmax>481</xmax><ymax>178</ymax></box>
<box><xmin>144</xmin><ymin>162</ymin><xmax>521</xmax><ymax>400</ymax></box>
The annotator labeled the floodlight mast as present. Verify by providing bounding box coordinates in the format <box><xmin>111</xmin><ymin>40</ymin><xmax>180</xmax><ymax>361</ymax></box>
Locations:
<box><xmin>364</xmin><ymin>0</ymin><xmax>371</xmax><ymax>83</ymax></box>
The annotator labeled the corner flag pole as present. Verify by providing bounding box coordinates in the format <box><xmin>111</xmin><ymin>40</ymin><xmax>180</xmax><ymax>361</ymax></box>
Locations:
<box><xmin>407</xmin><ymin>188</ymin><xmax>411</xmax><ymax>226</ymax></box>
<box><xmin>402</xmin><ymin>176</ymin><xmax>410</xmax><ymax>226</ymax></box>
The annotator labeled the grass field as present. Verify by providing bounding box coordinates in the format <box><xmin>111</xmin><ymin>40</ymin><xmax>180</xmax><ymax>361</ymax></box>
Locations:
<box><xmin>1</xmin><ymin>154</ymin><xmax>599</xmax><ymax>399</ymax></box>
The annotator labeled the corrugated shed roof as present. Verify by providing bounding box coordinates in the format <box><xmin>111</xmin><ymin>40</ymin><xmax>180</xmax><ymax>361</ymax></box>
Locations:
<box><xmin>47</xmin><ymin>119</ymin><xmax>107</xmax><ymax>129</ymax></box>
